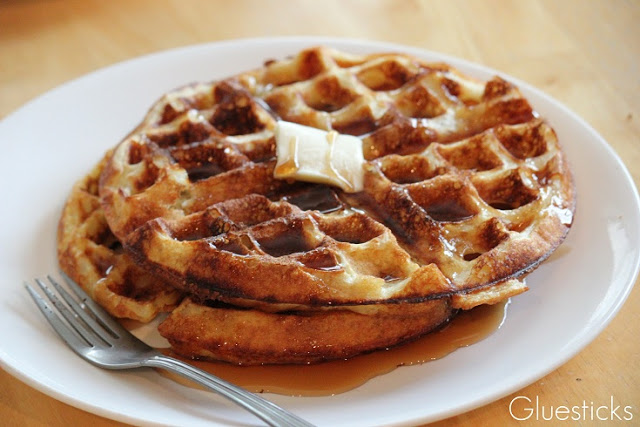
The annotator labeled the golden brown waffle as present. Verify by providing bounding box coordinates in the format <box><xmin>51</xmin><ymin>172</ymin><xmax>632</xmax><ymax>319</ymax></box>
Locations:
<box><xmin>159</xmin><ymin>297</ymin><xmax>454</xmax><ymax>365</ymax></box>
<box><xmin>59</xmin><ymin>158</ymin><xmax>458</xmax><ymax>364</ymax></box>
<box><xmin>99</xmin><ymin>46</ymin><xmax>574</xmax><ymax>309</ymax></box>
<box><xmin>57</xmin><ymin>155</ymin><xmax>183</xmax><ymax>322</ymax></box>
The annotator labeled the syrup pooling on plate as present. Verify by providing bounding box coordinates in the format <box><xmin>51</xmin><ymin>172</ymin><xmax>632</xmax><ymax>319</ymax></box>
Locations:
<box><xmin>157</xmin><ymin>300</ymin><xmax>508</xmax><ymax>396</ymax></box>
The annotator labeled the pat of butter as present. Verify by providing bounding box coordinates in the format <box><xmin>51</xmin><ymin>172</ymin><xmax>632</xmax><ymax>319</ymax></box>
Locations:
<box><xmin>274</xmin><ymin>121</ymin><xmax>365</xmax><ymax>193</ymax></box>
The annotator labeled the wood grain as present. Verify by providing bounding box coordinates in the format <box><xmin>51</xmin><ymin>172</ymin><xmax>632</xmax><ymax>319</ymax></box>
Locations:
<box><xmin>1</xmin><ymin>0</ymin><xmax>638</xmax><ymax>425</ymax></box>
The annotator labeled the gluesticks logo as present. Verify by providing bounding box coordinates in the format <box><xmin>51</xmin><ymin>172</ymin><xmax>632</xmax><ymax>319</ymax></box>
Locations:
<box><xmin>509</xmin><ymin>395</ymin><xmax>634</xmax><ymax>422</ymax></box>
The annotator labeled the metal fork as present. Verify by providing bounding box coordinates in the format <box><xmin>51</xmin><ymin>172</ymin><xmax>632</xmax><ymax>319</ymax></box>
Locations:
<box><xmin>24</xmin><ymin>273</ymin><xmax>315</xmax><ymax>427</ymax></box>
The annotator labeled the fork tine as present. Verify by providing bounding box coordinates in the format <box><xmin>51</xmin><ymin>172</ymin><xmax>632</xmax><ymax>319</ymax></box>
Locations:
<box><xmin>59</xmin><ymin>270</ymin><xmax>127</xmax><ymax>337</ymax></box>
<box><xmin>47</xmin><ymin>275</ymin><xmax>115</xmax><ymax>343</ymax></box>
<box><xmin>33</xmin><ymin>278</ymin><xmax>103</xmax><ymax>347</ymax></box>
<box><xmin>25</xmin><ymin>282</ymin><xmax>88</xmax><ymax>351</ymax></box>
<box><xmin>27</xmin><ymin>278</ymin><xmax>313</xmax><ymax>426</ymax></box>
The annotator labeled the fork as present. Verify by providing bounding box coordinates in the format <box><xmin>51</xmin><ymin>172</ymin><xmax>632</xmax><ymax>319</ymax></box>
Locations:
<box><xmin>25</xmin><ymin>273</ymin><xmax>315</xmax><ymax>427</ymax></box>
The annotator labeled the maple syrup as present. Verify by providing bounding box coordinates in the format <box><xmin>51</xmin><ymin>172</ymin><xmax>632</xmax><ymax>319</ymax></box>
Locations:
<box><xmin>274</xmin><ymin>135</ymin><xmax>299</xmax><ymax>176</ymax></box>
<box><xmin>158</xmin><ymin>300</ymin><xmax>508</xmax><ymax>397</ymax></box>
<box><xmin>423</xmin><ymin>198</ymin><xmax>475</xmax><ymax>222</ymax></box>
<box><xmin>186</xmin><ymin>163</ymin><xmax>225</xmax><ymax>182</ymax></box>
<box><xmin>282</xmin><ymin>186</ymin><xmax>343</xmax><ymax>213</ymax></box>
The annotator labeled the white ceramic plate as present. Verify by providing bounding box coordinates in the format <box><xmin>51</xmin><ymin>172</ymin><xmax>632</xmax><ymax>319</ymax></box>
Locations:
<box><xmin>1</xmin><ymin>37</ymin><xmax>638</xmax><ymax>427</ymax></box>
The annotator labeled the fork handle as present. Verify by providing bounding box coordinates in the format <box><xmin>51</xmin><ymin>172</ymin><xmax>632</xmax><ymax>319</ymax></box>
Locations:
<box><xmin>142</xmin><ymin>354</ymin><xmax>315</xmax><ymax>427</ymax></box>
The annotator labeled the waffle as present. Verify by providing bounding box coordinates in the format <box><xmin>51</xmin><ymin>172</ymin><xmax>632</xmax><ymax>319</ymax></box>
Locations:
<box><xmin>59</xmin><ymin>158</ymin><xmax>458</xmax><ymax>363</ymax></box>
<box><xmin>158</xmin><ymin>278</ymin><xmax>523</xmax><ymax>364</ymax></box>
<box><xmin>99</xmin><ymin>46</ymin><xmax>575</xmax><ymax>309</ymax></box>
<box><xmin>58</xmin><ymin>46</ymin><xmax>574</xmax><ymax>365</ymax></box>
<box><xmin>57</xmin><ymin>154</ymin><xmax>183</xmax><ymax>323</ymax></box>
<box><xmin>159</xmin><ymin>297</ymin><xmax>454</xmax><ymax>365</ymax></box>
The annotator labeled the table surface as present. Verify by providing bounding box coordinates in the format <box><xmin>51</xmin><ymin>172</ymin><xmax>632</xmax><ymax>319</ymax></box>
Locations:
<box><xmin>1</xmin><ymin>0</ymin><xmax>638</xmax><ymax>425</ymax></box>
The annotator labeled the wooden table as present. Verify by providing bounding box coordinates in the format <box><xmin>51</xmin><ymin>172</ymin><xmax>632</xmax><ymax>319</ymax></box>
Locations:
<box><xmin>1</xmin><ymin>0</ymin><xmax>638</xmax><ymax>425</ymax></box>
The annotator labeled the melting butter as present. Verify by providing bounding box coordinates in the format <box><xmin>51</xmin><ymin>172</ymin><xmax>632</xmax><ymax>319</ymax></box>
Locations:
<box><xmin>274</xmin><ymin>121</ymin><xmax>365</xmax><ymax>192</ymax></box>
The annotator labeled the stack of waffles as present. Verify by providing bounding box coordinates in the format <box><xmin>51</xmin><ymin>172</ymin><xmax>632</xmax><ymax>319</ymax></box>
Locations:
<box><xmin>58</xmin><ymin>47</ymin><xmax>575</xmax><ymax>364</ymax></box>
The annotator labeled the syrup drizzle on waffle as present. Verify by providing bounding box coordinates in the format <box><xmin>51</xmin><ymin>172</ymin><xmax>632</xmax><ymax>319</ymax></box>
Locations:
<box><xmin>59</xmin><ymin>46</ymin><xmax>574</xmax><ymax>365</ymax></box>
